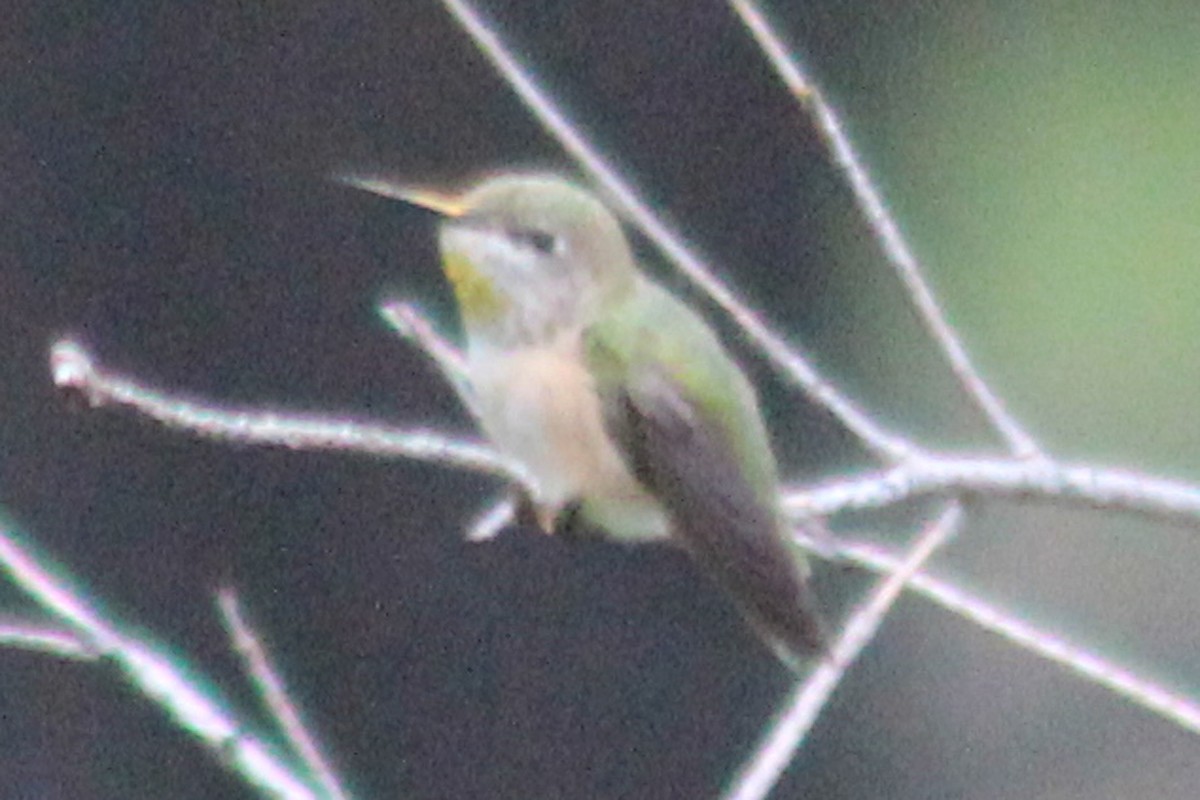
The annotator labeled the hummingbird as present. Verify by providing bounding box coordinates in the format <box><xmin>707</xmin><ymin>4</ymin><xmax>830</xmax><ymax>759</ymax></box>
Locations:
<box><xmin>341</xmin><ymin>172</ymin><xmax>826</xmax><ymax>668</ymax></box>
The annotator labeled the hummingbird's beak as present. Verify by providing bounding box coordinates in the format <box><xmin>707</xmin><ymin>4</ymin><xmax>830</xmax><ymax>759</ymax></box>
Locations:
<box><xmin>334</xmin><ymin>173</ymin><xmax>466</xmax><ymax>218</ymax></box>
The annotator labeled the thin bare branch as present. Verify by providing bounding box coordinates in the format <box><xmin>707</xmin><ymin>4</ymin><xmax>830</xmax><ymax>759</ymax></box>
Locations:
<box><xmin>728</xmin><ymin>0</ymin><xmax>1041</xmax><ymax>460</ymax></box>
<box><xmin>808</xmin><ymin>531</ymin><xmax>1200</xmax><ymax>738</ymax></box>
<box><xmin>0</xmin><ymin>618</ymin><xmax>96</xmax><ymax>660</ymax></box>
<box><xmin>726</xmin><ymin>503</ymin><xmax>963</xmax><ymax>800</ymax></box>
<box><xmin>49</xmin><ymin>338</ymin><xmax>533</xmax><ymax>492</ymax></box>
<box><xmin>0</xmin><ymin>523</ymin><xmax>321</xmax><ymax>799</ymax></box>
<box><xmin>31</xmin><ymin>7</ymin><xmax>1197</xmax><ymax>795</ymax></box>
<box><xmin>377</xmin><ymin>300</ymin><xmax>476</xmax><ymax>417</ymax></box>
<box><xmin>466</xmin><ymin>495</ymin><xmax>517</xmax><ymax>542</ymax></box>
<box><xmin>434</xmin><ymin>0</ymin><xmax>918</xmax><ymax>463</ymax></box>
<box><xmin>54</xmin><ymin>335</ymin><xmax>1200</xmax><ymax>533</ymax></box>
<box><xmin>218</xmin><ymin>589</ymin><xmax>350</xmax><ymax>800</ymax></box>
<box><xmin>784</xmin><ymin>456</ymin><xmax>1200</xmax><ymax>528</ymax></box>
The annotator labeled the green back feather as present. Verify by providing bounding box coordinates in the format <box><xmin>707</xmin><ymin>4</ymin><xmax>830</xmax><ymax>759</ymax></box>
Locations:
<box><xmin>585</xmin><ymin>279</ymin><xmax>781</xmax><ymax>511</ymax></box>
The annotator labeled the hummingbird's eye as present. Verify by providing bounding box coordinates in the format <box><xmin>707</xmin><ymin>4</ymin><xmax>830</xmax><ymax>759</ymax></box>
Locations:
<box><xmin>510</xmin><ymin>227</ymin><xmax>560</xmax><ymax>256</ymax></box>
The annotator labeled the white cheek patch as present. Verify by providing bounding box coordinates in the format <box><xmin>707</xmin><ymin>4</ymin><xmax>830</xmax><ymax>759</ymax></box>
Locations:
<box><xmin>441</xmin><ymin>225</ymin><xmax>535</xmax><ymax>281</ymax></box>
<box><xmin>440</xmin><ymin>224</ymin><xmax>587</xmax><ymax>343</ymax></box>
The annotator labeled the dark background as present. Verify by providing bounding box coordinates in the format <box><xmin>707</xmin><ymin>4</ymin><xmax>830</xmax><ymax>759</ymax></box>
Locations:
<box><xmin>5</xmin><ymin>1</ymin><xmax>1200</xmax><ymax>798</ymax></box>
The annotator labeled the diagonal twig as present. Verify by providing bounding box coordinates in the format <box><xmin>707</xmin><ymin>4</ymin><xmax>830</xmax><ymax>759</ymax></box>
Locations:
<box><xmin>377</xmin><ymin>300</ymin><xmax>476</xmax><ymax>418</ymax></box>
<box><xmin>726</xmin><ymin>502</ymin><xmax>964</xmax><ymax>800</ymax></box>
<box><xmin>0</xmin><ymin>522</ymin><xmax>322</xmax><ymax>799</ymax></box>
<box><xmin>434</xmin><ymin>0</ymin><xmax>918</xmax><ymax>463</ymax></box>
<box><xmin>218</xmin><ymin>589</ymin><xmax>350</xmax><ymax>800</ymax></box>
<box><xmin>806</xmin><ymin>530</ymin><xmax>1200</xmax><ymax>737</ymax></box>
<box><xmin>728</xmin><ymin>0</ymin><xmax>1041</xmax><ymax>460</ymax></box>
<box><xmin>465</xmin><ymin>495</ymin><xmax>517</xmax><ymax>542</ymax></box>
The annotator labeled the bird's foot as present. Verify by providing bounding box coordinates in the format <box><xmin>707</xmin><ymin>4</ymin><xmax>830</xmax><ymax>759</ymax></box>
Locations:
<box><xmin>510</xmin><ymin>489</ymin><xmax>600</xmax><ymax>542</ymax></box>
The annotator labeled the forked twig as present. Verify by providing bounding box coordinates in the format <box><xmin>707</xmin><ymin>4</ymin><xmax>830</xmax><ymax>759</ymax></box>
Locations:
<box><xmin>51</xmin><ymin>338</ymin><xmax>1200</xmax><ymax>533</ymax></box>
<box><xmin>21</xmin><ymin>3</ymin><xmax>1200</xmax><ymax>797</ymax></box>
<box><xmin>435</xmin><ymin>0</ymin><xmax>918</xmax><ymax>464</ymax></box>
<box><xmin>46</xmin><ymin>332</ymin><xmax>1200</xmax><ymax>742</ymax></box>
<box><xmin>728</xmin><ymin>0</ymin><xmax>1042</xmax><ymax>460</ymax></box>
<box><xmin>0</xmin><ymin>523</ymin><xmax>321</xmax><ymax>799</ymax></box>
<box><xmin>812</xmin><ymin>531</ymin><xmax>1200</xmax><ymax>736</ymax></box>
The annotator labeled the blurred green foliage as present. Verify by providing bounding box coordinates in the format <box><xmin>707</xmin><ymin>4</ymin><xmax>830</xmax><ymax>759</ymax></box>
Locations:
<box><xmin>840</xmin><ymin>1</ymin><xmax>1200</xmax><ymax>468</ymax></box>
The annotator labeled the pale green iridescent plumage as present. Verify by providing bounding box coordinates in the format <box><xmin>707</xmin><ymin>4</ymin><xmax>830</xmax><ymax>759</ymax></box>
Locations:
<box><xmin>584</xmin><ymin>279</ymin><xmax>781</xmax><ymax>514</ymax></box>
<box><xmin>366</xmin><ymin>171</ymin><xmax>825</xmax><ymax>665</ymax></box>
<box><xmin>444</xmin><ymin>174</ymin><xmax>637</xmax><ymax>346</ymax></box>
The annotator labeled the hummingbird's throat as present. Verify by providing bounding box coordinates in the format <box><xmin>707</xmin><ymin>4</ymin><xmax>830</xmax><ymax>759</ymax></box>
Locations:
<box><xmin>442</xmin><ymin>252</ymin><xmax>506</xmax><ymax>324</ymax></box>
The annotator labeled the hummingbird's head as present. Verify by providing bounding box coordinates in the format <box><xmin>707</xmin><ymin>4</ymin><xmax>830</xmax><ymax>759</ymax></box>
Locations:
<box><xmin>434</xmin><ymin>174</ymin><xmax>639</xmax><ymax>347</ymax></box>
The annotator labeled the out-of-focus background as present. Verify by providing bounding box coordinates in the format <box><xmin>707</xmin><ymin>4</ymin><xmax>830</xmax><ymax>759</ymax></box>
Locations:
<box><xmin>4</xmin><ymin>1</ymin><xmax>1200</xmax><ymax>797</ymax></box>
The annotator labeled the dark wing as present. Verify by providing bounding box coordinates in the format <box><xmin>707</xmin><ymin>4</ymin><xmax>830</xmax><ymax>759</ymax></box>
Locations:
<box><xmin>605</xmin><ymin>366</ymin><xmax>826</xmax><ymax>661</ymax></box>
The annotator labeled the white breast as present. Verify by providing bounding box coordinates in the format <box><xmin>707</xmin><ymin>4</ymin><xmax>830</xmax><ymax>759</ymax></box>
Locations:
<box><xmin>466</xmin><ymin>336</ymin><xmax>669</xmax><ymax>540</ymax></box>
